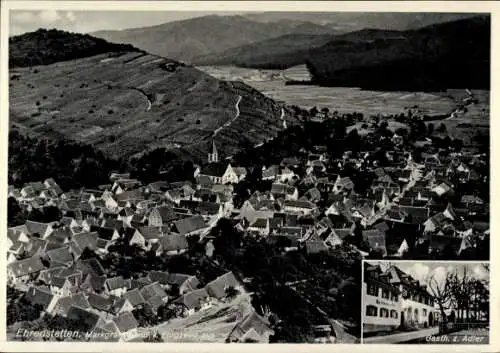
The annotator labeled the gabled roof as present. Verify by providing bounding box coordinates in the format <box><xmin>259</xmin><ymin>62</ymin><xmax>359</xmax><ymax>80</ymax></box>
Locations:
<box><xmin>158</xmin><ymin>233</ymin><xmax>189</xmax><ymax>252</ymax></box>
<box><xmin>25</xmin><ymin>220</ymin><xmax>52</xmax><ymax>236</ymax></box>
<box><xmin>53</xmin><ymin>293</ymin><xmax>91</xmax><ymax>316</ymax></box>
<box><xmin>123</xmin><ymin>288</ymin><xmax>146</xmax><ymax>307</ymax></box>
<box><xmin>130</xmin><ymin>276</ymin><xmax>153</xmax><ymax>290</ymax></box>
<box><xmin>8</xmin><ymin>256</ymin><xmax>45</xmax><ymax>277</ymax></box>
<box><xmin>90</xmin><ymin>226</ymin><xmax>117</xmax><ymax>241</ymax></box>
<box><xmin>137</xmin><ymin>226</ymin><xmax>168</xmax><ymax>240</ymax></box>
<box><xmin>151</xmin><ymin>206</ymin><xmax>177</xmax><ymax>223</ymax></box>
<box><xmin>113</xmin><ymin>312</ymin><xmax>138</xmax><ymax>333</ymax></box>
<box><xmin>228</xmin><ymin>311</ymin><xmax>271</xmax><ymax>342</ymax></box>
<box><xmin>77</xmin><ymin>258</ymin><xmax>106</xmax><ymax>277</ymax></box>
<box><xmin>25</xmin><ymin>286</ymin><xmax>55</xmax><ymax>309</ymax></box>
<box><xmin>200</xmin><ymin>162</ymin><xmax>227</xmax><ymax>178</ymax></box>
<box><xmin>305</xmin><ymin>241</ymin><xmax>328</xmax><ymax>254</ymax></box>
<box><xmin>140</xmin><ymin>282</ymin><xmax>168</xmax><ymax>301</ymax></box>
<box><xmin>174</xmin><ymin>288</ymin><xmax>209</xmax><ymax>309</ymax></box>
<box><xmin>67</xmin><ymin>306</ymin><xmax>101</xmax><ymax>329</ymax></box>
<box><xmin>283</xmin><ymin>200</ymin><xmax>316</xmax><ymax>210</ymax></box>
<box><xmin>105</xmin><ymin>276</ymin><xmax>131</xmax><ymax>291</ymax></box>
<box><xmin>172</xmin><ymin>215</ymin><xmax>206</xmax><ymax>235</ymax></box>
<box><xmin>46</xmin><ymin>245</ymin><xmax>73</xmax><ymax>266</ymax></box>
<box><xmin>88</xmin><ymin>292</ymin><xmax>114</xmax><ymax>312</ymax></box>
<box><xmin>205</xmin><ymin>271</ymin><xmax>239</xmax><ymax>299</ymax></box>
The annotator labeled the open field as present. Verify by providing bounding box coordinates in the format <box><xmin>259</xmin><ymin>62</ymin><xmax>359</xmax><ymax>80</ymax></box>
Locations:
<box><xmin>199</xmin><ymin>65</ymin><xmax>458</xmax><ymax>116</ymax></box>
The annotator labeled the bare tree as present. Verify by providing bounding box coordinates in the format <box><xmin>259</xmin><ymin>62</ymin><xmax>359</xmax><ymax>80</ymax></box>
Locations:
<box><xmin>427</xmin><ymin>272</ymin><xmax>454</xmax><ymax>324</ymax></box>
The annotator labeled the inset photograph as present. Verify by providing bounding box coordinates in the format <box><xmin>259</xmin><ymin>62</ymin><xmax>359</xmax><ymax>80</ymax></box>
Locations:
<box><xmin>362</xmin><ymin>260</ymin><xmax>489</xmax><ymax>344</ymax></box>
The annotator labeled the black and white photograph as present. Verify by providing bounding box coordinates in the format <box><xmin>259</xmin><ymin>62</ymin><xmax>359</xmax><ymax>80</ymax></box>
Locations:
<box><xmin>362</xmin><ymin>261</ymin><xmax>490</xmax><ymax>344</ymax></box>
<box><xmin>3</xmin><ymin>1</ymin><xmax>493</xmax><ymax>346</ymax></box>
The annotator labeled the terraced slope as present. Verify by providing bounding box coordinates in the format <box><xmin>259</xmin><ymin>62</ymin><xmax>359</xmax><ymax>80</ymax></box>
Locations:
<box><xmin>9</xmin><ymin>51</ymin><xmax>293</xmax><ymax>161</ymax></box>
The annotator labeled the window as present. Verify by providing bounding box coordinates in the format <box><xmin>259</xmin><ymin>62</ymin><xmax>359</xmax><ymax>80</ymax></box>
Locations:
<box><xmin>380</xmin><ymin>308</ymin><xmax>389</xmax><ymax>318</ymax></box>
<box><xmin>391</xmin><ymin>310</ymin><xmax>398</xmax><ymax>319</ymax></box>
<box><xmin>367</xmin><ymin>284</ymin><xmax>378</xmax><ymax>296</ymax></box>
<box><xmin>423</xmin><ymin>309</ymin><xmax>427</xmax><ymax>317</ymax></box>
<box><xmin>382</xmin><ymin>289</ymin><xmax>390</xmax><ymax>299</ymax></box>
<box><xmin>366</xmin><ymin>305</ymin><xmax>378</xmax><ymax>317</ymax></box>
<box><xmin>391</xmin><ymin>293</ymin><xmax>398</xmax><ymax>302</ymax></box>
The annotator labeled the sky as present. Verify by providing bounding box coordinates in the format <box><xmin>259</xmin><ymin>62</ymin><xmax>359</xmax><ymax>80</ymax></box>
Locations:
<box><xmin>9</xmin><ymin>10</ymin><xmax>245</xmax><ymax>36</ymax></box>
<box><xmin>367</xmin><ymin>261</ymin><xmax>489</xmax><ymax>291</ymax></box>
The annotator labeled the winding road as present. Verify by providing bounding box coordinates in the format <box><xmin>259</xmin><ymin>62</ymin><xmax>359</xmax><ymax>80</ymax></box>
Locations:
<box><xmin>213</xmin><ymin>95</ymin><xmax>242</xmax><ymax>137</ymax></box>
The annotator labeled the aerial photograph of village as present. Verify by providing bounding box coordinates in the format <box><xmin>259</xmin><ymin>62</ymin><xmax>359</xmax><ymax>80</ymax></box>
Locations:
<box><xmin>6</xmin><ymin>7</ymin><xmax>490</xmax><ymax>344</ymax></box>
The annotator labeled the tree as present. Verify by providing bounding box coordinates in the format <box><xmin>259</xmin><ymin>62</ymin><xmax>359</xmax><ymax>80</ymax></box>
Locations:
<box><xmin>437</xmin><ymin>123</ymin><xmax>447</xmax><ymax>133</ymax></box>
<box><xmin>144</xmin><ymin>331</ymin><xmax>164</xmax><ymax>342</ymax></box>
<box><xmin>225</xmin><ymin>286</ymin><xmax>240</xmax><ymax>299</ymax></box>
<box><xmin>427</xmin><ymin>271</ymin><xmax>453</xmax><ymax>325</ymax></box>
<box><xmin>7</xmin><ymin>197</ymin><xmax>28</xmax><ymax>227</ymax></box>
<box><xmin>427</xmin><ymin>123</ymin><xmax>435</xmax><ymax>135</ymax></box>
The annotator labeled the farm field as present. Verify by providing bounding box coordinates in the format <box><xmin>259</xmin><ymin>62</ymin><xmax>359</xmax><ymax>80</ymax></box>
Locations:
<box><xmin>199</xmin><ymin>65</ymin><xmax>459</xmax><ymax>116</ymax></box>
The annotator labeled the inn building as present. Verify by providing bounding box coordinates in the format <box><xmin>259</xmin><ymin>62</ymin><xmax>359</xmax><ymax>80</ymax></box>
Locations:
<box><xmin>363</xmin><ymin>263</ymin><xmax>439</xmax><ymax>334</ymax></box>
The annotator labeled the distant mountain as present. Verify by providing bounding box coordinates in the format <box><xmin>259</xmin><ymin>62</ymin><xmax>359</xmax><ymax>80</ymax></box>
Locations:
<box><xmin>9</xmin><ymin>29</ymin><xmax>295</xmax><ymax>162</ymax></box>
<box><xmin>243</xmin><ymin>12</ymin><xmax>480</xmax><ymax>31</ymax></box>
<box><xmin>304</xmin><ymin>15</ymin><xmax>490</xmax><ymax>91</ymax></box>
<box><xmin>193</xmin><ymin>33</ymin><xmax>336</xmax><ymax>68</ymax></box>
<box><xmin>92</xmin><ymin>15</ymin><xmax>337</xmax><ymax>64</ymax></box>
<box><xmin>9</xmin><ymin>28</ymin><xmax>141</xmax><ymax>68</ymax></box>
<box><xmin>200</xmin><ymin>28</ymin><xmax>407</xmax><ymax>69</ymax></box>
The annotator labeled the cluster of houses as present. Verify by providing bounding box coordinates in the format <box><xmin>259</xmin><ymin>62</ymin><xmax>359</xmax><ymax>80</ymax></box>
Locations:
<box><xmin>6</xmin><ymin>133</ymin><xmax>489</xmax><ymax>341</ymax></box>
<box><xmin>7</xmin><ymin>171</ymin><xmax>272</xmax><ymax>342</ymax></box>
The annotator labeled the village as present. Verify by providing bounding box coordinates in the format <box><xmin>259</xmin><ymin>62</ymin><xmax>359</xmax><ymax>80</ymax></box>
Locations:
<box><xmin>6</xmin><ymin>103</ymin><xmax>490</xmax><ymax>343</ymax></box>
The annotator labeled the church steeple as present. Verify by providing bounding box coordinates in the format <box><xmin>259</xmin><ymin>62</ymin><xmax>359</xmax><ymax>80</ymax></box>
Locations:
<box><xmin>208</xmin><ymin>140</ymin><xmax>219</xmax><ymax>163</ymax></box>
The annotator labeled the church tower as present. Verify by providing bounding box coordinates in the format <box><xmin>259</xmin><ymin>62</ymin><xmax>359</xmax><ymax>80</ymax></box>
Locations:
<box><xmin>208</xmin><ymin>140</ymin><xmax>219</xmax><ymax>164</ymax></box>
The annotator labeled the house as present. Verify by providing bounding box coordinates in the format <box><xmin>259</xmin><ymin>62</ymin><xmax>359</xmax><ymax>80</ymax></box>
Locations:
<box><xmin>51</xmin><ymin>293</ymin><xmax>91</xmax><ymax>317</ymax></box>
<box><xmin>7</xmin><ymin>256</ymin><xmax>45</xmax><ymax>284</ymax></box>
<box><xmin>277</xmin><ymin>167</ymin><xmax>295</xmax><ymax>183</ymax></box>
<box><xmin>174</xmin><ymin>288</ymin><xmax>211</xmax><ymax>316</ymax></box>
<box><xmin>50</xmin><ymin>276</ymin><xmax>80</xmax><ymax>297</ymax></box>
<box><xmin>90</xmin><ymin>226</ymin><xmax>120</xmax><ymax>243</ymax></box>
<box><xmin>362</xmin><ymin>229</ymin><xmax>387</xmax><ymax>256</ymax></box>
<box><xmin>25</xmin><ymin>220</ymin><xmax>54</xmax><ymax>238</ymax></box>
<box><xmin>105</xmin><ymin>276</ymin><xmax>131</xmax><ymax>297</ymax></box>
<box><xmin>123</xmin><ymin>288</ymin><xmax>146</xmax><ymax>309</ymax></box>
<box><xmin>70</xmin><ymin>232</ymin><xmax>99</xmax><ymax>258</ymax></box>
<box><xmin>25</xmin><ymin>286</ymin><xmax>58</xmax><ymax>314</ymax></box>
<box><xmin>195</xmin><ymin>162</ymin><xmax>228</xmax><ymax>184</ymax></box>
<box><xmin>305</xmin><ymin>241</ymin><xmax>329</xmax><ymax>254</ymax></box>
<box><xmin>66</xmin><ymin>306</ymin><xmax>105</xmax><ymax>332</ymax></box>
<box><xmin>283</xmin><ymin>200</ymin><xmax>317</xmax><ymax>215</ymax></box>
<box><xmin>227</xmin><ymin>311</ymin><xmax>273</xmax><ymax>343</ymax></box>
<box><xmin>45</xmin><ymin>246</ymin><xmax>74</xmax><ymax>267</ymax></box>
<box><xmin>148</xmin><ymin>206</ymin><xmax>177</xmax><ymax>227</ymax></box>
<box><xmin>247</xmin><ymin>218</ymin><xmax>270</xmax><ymax>237</ymax></box>
<box><xmin>140</xmin><ymin>282</ymin><xmax>168</xmax><ymax>303</ymax></box>
<box><xmin>334</xmin><ymin>177</ymin><xmax>354</xmax><ymax>194</ymax></box>
<box><xmin>205</xmin><ymin>271</ymin><xmax>242</xmax><ymax>300</ymax></box>
<box><xmin>270</xmin><ymin>183</ymin><xmax>298</xmax><ymax>201</ymax></box>
<box><xmin>155</xmin><ymin>234</ymin><xmax>189</xmax><ymax>255</ymax></box>
<box><xmin>111</xmin><ymin>179</ymin><xmax>141</xmax><ymax>195</ymax></box>
<box><xmin>88</xmin><ymin>292</ymin><xmax>118</xmax><ymax>320</ymax></box>
<box><xmin>171</xmin><ymin>215</ymin><xmax>207</xmax><ymax>236</ymax></box>
<box><xmin>262</xmin><ymin>165</ymin><xmax>280</xmax><ymax>181</ymax></box>
<box><xmin>112</xmin><ymin>312</ymin><xmax>139</xmax><ymax>341</ymax></box>
<box><xmin>222</xmin><ymin>164</ymin><xmax>247</xmax><ymax>184</ymax></box>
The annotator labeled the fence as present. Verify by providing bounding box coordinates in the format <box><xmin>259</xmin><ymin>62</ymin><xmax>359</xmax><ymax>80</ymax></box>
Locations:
<box><xmin>439</xmin><ymin>321</ymin><xmax>489</xmax><ymax>334</ymax></box>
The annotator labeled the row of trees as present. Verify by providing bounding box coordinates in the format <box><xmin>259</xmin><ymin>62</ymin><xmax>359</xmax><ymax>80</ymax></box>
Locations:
<box><xmin>428</xmin><ymin>264</ymin><xmax>489</xmax><ymax>326</ymax></box>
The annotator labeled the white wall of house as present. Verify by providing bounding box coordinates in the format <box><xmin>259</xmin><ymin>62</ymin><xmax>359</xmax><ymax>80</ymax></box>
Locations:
<box><xmin>362</xmin><ymin>282</ymin><xmax>401</xmax><ymax>328</ymax></box>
